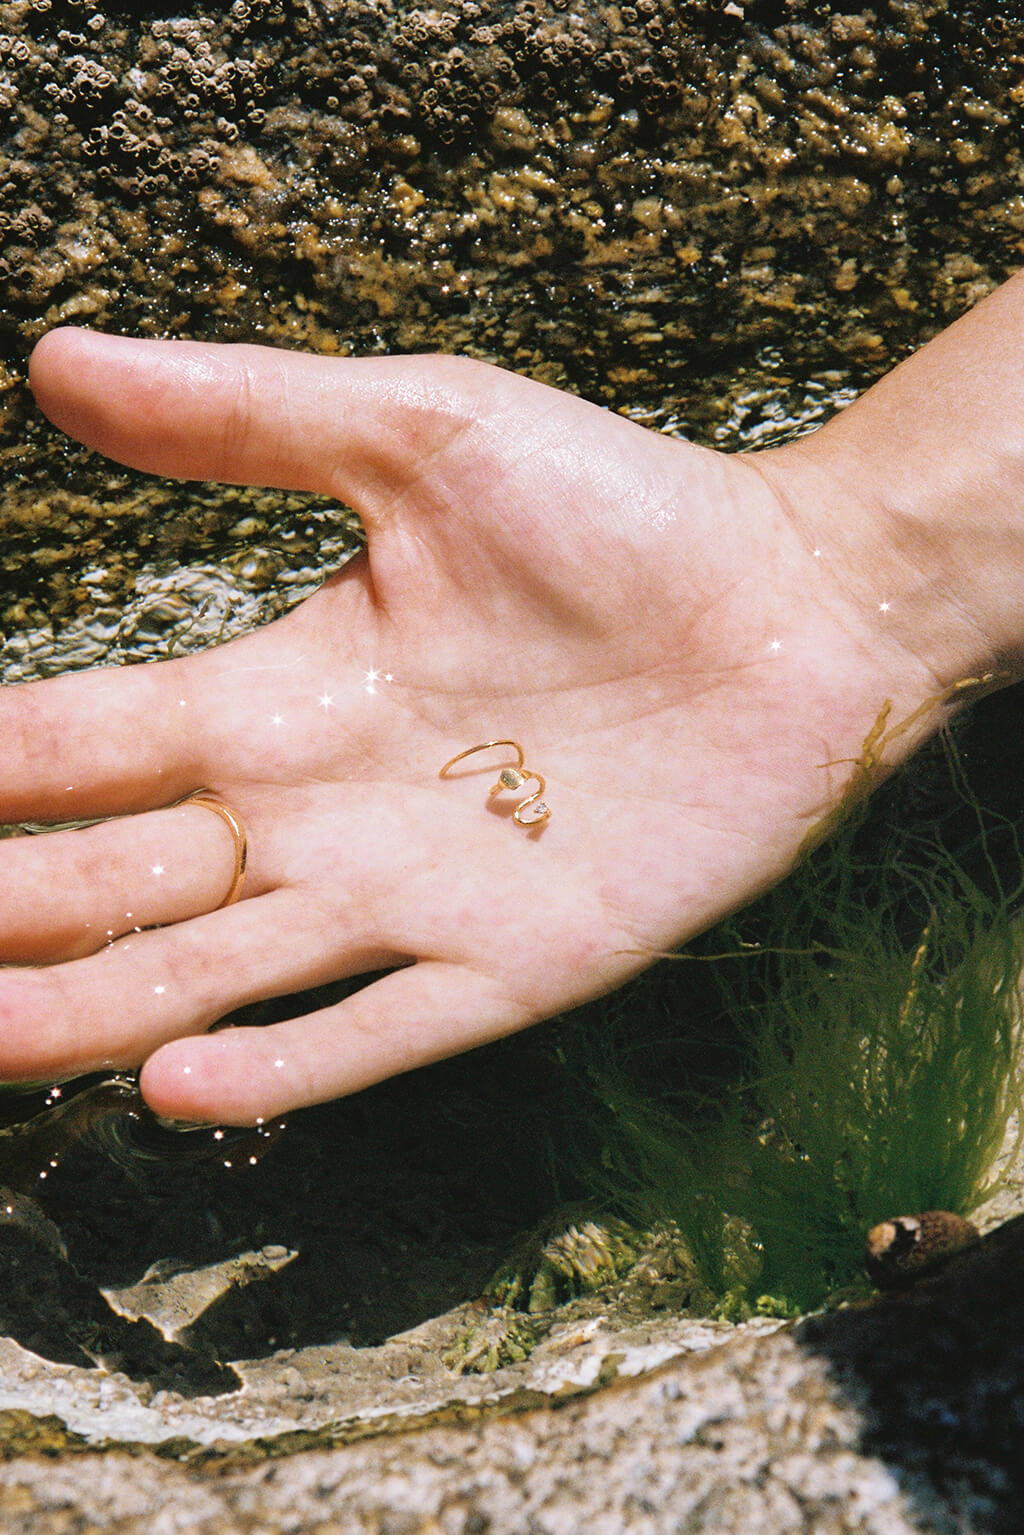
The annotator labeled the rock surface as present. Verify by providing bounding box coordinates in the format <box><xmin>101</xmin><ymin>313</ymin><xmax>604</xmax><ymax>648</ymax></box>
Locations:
<box><xmin>0</xmin><ymin>1215</ymin><xmax>1023</xmax><ymax>1532</ymax></box>
<box><xmin>0</xmin><ymin>1062</ymin><xmax>1021</xmax><ymax>1530</ymax></box>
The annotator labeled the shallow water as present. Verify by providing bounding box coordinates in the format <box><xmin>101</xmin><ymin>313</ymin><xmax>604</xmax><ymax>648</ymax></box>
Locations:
<box><xmin>3</xmin><ymin>498</ymin><xmax>362</xmax><ymax>679</ymax></box>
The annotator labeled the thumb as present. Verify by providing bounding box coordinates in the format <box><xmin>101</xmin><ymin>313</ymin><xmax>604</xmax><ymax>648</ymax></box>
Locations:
<box><xmin>28</xmin><ymin>328</ymin><xmax>508</xmax><ymax>525</ymax></box>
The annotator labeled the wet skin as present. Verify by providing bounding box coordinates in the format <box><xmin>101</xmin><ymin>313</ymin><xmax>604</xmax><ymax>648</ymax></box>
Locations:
<box><xmin>6</xmin><ymin>275</ymin><xmax>1024</xmax><ymax>1125</ymax></box>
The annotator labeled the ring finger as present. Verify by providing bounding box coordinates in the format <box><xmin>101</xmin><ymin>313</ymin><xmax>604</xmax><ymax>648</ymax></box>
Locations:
<box><xmin>0</xmin><ymin>798</ymin><xmax>252</xmax><ymax>963</ymax></box>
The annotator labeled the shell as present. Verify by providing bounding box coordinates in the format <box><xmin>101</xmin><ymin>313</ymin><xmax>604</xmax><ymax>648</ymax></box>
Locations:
<box><xmin>864</xmin><ymin>1210</ymin><xmax>980</xmax><ymax>1289</ymax></box>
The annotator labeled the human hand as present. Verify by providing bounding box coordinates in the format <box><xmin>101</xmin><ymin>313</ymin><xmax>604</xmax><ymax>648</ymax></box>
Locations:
<box><xmin>3</xmin><ymin>323</ymin><xmax>997</xmax><ymax>1123</ymax></box>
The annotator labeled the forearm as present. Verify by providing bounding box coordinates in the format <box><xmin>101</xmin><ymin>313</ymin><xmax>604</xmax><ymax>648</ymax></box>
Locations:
<box><xmin>754</xmin><ymin>268</ymin><xmax>1024</xmax><ymax>690</ymax></box>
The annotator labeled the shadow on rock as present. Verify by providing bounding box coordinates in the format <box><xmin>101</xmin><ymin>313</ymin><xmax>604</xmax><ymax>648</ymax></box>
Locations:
<box><xmin>26</xmin><ymin>1021</ymin><xmax>579</xmax><ymax>1360</ymax></box>
<box><xmin>798</xmin><ymin>1214</ymin><xmax>1024</xmax><ymax>1535</ymax></box>
<box><xmin>0</xmin><ymin>1211</ymin><xmax>239</xmax><ymax>1398</ymax></box>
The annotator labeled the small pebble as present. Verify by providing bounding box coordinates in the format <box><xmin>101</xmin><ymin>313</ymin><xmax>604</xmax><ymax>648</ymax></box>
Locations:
<box><xmin>865</xmin><ymin>1211</ymin><xmax>980</xmax><ymax>1289</ymax></box>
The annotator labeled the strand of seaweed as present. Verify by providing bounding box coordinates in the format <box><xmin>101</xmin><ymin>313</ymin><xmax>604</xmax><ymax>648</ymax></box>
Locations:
<box><xmin>555</xmin><ymin>685</ymin><xmax>1024</xmax><ymax>1315</ymax></box>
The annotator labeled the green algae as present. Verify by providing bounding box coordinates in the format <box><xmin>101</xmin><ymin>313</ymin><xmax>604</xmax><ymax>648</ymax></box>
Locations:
<box><xmin>0</xmin><ymin>1409</ymin><xmax>92</xmax><ymax>1461</ymax></box>
<box><xmin>559</xmin><ymin>704</ymin><xmax>1024</xmax><ymax>1316</ymax></box>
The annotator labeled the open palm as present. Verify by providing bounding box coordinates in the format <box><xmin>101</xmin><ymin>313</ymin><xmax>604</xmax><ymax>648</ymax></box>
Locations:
<box><xmin>2</xmin><ymin>330</ymin><xmax>949</xmax><ymax>1123</ymax></box>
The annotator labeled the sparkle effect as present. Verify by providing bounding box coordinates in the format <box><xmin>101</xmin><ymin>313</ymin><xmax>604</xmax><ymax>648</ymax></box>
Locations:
<box><xmin>879</xmin><ymin>601</ymin><xmax>892</xmax><ymax>615</ymax></box>
<box><xmin>362</xmin><ymin>667</ymin><xmax>394</xmax><ymax>695</ymax></box>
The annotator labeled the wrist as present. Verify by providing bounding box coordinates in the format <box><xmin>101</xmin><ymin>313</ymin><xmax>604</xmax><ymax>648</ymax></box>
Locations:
<box><xmin>753</xmin><ymin>272</ymin><xmax>1024</xmax><ymax>694</ymax></box>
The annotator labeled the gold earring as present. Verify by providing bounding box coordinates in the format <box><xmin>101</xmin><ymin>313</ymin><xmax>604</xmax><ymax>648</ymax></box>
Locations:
<box><xmin>439</xmin><ymin>740</ymin><xmax>551</xmax><ymax>825</ymax></box>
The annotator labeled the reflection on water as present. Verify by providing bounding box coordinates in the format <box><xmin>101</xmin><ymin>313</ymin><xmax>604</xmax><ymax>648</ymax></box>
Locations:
<box><xmin>0</xmin><ymin>1075</ymin><xmax>286</xmax><ymax>1195</ymax></box>
<box><xmin>625</xmin><ymin>351</ymin><xmax>862</xmax><ymax>451</ymax></box>
<box><xmin>3</xmin><ymin>508</ymin><xmax>361</xmax><ymax>682</ymax></box>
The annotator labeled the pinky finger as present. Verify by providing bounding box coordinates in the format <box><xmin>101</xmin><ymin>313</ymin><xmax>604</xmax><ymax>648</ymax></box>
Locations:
<box><xmin>138</xmin><ymin>962</ymin><xmax>534</xmax><ymax>1125</ymax></box>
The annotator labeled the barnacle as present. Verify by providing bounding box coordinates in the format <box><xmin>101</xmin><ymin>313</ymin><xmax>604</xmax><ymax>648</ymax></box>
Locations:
<box><xmin>485</xmin><ymin>1207</ymin><xmax>640</xmax><ymax>1314</ymax></box>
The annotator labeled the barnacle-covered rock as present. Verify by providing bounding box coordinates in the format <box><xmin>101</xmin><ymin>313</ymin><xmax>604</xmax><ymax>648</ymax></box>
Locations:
<box><xmin>486</xmin><ymin>1208</ymin><xmax>643</xmax><ymax>1314</ymax></box>
<box><xmin>1</xmin><ymin>3</ymin><xmax>1022</xmax><ymax>628</ymax></box>
<box><xmin>442</xmin><ymin>1207</ymin><xmax>710</xmax><ymax>1373</ymax></box>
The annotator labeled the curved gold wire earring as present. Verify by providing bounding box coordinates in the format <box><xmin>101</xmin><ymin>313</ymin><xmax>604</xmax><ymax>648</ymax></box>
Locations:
<box><xmin>439</xmin><ymin>740</ymin><xmax>551</xmax><ymax>826</ymax></box>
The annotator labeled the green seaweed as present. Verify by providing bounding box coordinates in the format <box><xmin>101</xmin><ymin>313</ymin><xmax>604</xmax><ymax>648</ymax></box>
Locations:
<box><xmin>560</xmin><ymin>711</ymin><xmax>1024</xmax><ymax>1315</ymax></box>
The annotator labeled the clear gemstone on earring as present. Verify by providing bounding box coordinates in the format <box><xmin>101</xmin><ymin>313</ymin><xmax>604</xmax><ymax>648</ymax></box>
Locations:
<box><xmin>499</xmin><ymin>768</ymin><xmax>525</xmax><ymax>789</ymax></box>
<box><xmin>528</xmin><ymin>801</ymin><xmax>549</xmax><ymax>820</ymax></box>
